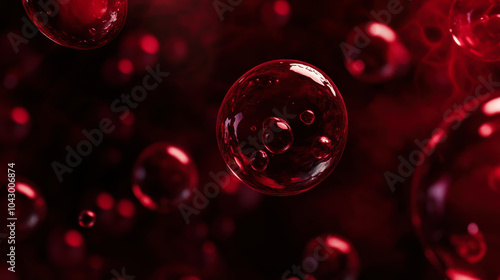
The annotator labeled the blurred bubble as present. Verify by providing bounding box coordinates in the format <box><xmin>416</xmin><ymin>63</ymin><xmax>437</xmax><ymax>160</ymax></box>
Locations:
<box><xmin>261</xmin><ymin>0</ymin><xmax>292</xmax><ymax>28</ymax></box>
<box><xmin>343</xmin><ymin>22</ymin><xmax>411</xmax><ymax>83</ymax></box>
<box><xmin>101</xmin><ymin>57</ymin><xmax>133</xmax><ymax>86</ymax></box>
<box><xmin>48</xmin><ymin>228</ymin><xmax>86</xmax><ymax>267</ymax></box>
<box><xmin>0</xmin><ymin>104</ymin><xmax>32</xmax><ymax>143</ymax></box>
<box><xmin>132</xmin><ymin>143</ymin><xmax>198</xmax><ymax>214</ymax></box>
<box><xmin>119</xmin><ymin>31</ymin><xmax>160</xmax><ymax>72</ymax></box>
<box><xmin>450</xmin><ymin>0</ymin><xmax>500</xmax><ymax>61</ymax></box>
<box><xmin>412</xmin><ymin>93</ymin><xmax>500</xmax><ymax>279</ymax></box>
<box><xmin>163</xmin><ymin>37</ymin><xmax>189</xmax><ymax>65</ymax></box>
<box><xmin>0</xmin><ymin>178</ymin><xmax>46</xmax><ymax>240</ymax></box>
<box><xmin>301</xmin><ymin>234</ymin><xmax>360</xmax><ymax>280</ymax></box>
<box><xmin>78</xmin><ymin>210</ymin><xmax>96</xmax><ymax>228</ymax></box>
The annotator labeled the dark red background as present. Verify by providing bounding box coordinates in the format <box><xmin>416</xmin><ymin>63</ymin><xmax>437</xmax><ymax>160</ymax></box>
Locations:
<box><xmin>0</xmin><ymin>0</ymin><xmax>493</xmax><ymax>279</ymax></box>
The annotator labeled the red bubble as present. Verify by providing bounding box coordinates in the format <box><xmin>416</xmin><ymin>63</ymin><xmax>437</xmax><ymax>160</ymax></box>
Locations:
<box><xmin>132</xmin><ymin>143</ymin><xmax>198</xmax><ymax>213</ymax></box>
<box><xmin>302</xmin><ymin>235</ymin><xmax>360</xmax><ymax>280</ymax></box>
<box><xmin>23</xmin><ymin>0</ymin><xmax>127</xmax><ymax>49</ymax></box>
<box><xmin>412</xmin><ymin>93</ymin><xmax>500</xmax><ymax>279</ymax></box>
<box><xmin>78</xmin><ymin>210</ymin><xmax>96</xmax><ymax>228</ymax></box>
<box><xmin>344</xmin><ymin>22</ymin><xmax>411</xmax><ymax>83</ymax></box>
<box><xmin>0</xmin><ymin>179</ymin><xmax>46</xmax><ymax>240</ymax></box>
<box><xmin>450</xmin><ymin>0</ymin><xmax>500</xmax><ymax>61</ymax></box>
<box><xmin>216</xmin><ymin>60</ymin><xmax>348</xmax><ymax>196</ymax></box>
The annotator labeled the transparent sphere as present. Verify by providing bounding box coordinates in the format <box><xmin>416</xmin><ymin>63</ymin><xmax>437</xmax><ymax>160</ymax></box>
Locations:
<box><xmin>132</xmin><ymin>143</ymin><xmax>198</xmax><ymax>214</ymax></box>
<box><xmin>78</xmin><ymin>210</ymin><xmax>96</xmax><ymax>228</ymax></box>
<box><xmin>301</xmin><ymin>235</ymin><xmax>360</xmax><ymax>280</ymax></box>
<box><xmin>23</xmin><ymin>0</ymin><xmax>127</xmax><ymax>50</ymax></box>
<box><xmin>0</xmin><ymin>179</ymin><xmax>46</xmax><ymax>240</ymax></box>
<box><xmin>343</xmin><ymin>22</ymin><xmax>411</xmax><ymax>83</ymax></box>
<box><xmin>450</xmin><ymin>0</ymin><xmax>500</xmax><ymax>61</ymax></box>
<box><xmin>216</xmin><ymin>60</ymin><xmax>348</xmax><ymax>196</ymax></box>
<box><xmin>412</xmin><ymin>94</ymin><xmax>500</xmax><ymax>279</ymax></box>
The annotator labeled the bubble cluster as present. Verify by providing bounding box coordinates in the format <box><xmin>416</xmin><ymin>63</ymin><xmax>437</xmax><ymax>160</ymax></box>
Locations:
<box><xmin>412</xmin><ymin>93</ymin><xmax>500</xmax><ymax>279</ymax></box>
<box><xmin>216</xmin><ymin>60</ymin><xmax>348</xmax><ymax>196</ymax></box>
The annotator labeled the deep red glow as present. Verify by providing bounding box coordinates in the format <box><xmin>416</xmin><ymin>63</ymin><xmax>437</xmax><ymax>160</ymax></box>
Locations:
<box><xmin>140</xmin><ymin>34</ymin><xmax>160</xmax><ymax>54</ymax></box>
<box><xmin>274</xmin><ymin>0</ymin><xmax>291</xmax><ymax>16</ymax></box>
<box><xmin>11</xmin><ymin>107</ymin><xmax>30</xmax><ymax>125</ymax></box>
<box><xmin>121</xmin><ymin>112</ymin><xmax>135</xmax><ymax>126</ymax></box>
<box><xmin>118</xmin><ymin>59</ymin><xmax>134</xmax><ymax>74</ymax></box>
<box><xmin>64</xmin><ymin>230</ymin><xmax>83</xmax><ymax>248</ymax></box>
<box><xmin>117</xmin><ymin>199</ymin><xmax>135</xmax><ymax>218</ymax></box>
<box><xmin>203</xmin><ymin>241</ymin><xmax>217</xmax><ymax>255</ymax></box>
<box><xmin>96</xmin><ymin>192</ymin><xmax>114</xmax><ymax>210</ymax></box>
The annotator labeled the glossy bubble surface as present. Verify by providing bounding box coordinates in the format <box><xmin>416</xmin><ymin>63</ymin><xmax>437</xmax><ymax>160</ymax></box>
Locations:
<box><xmin>450</xmin><ymin>0</ymin><xmax>500</xmax><ymax>61</ymax></box>
<box><xmin>412</xmin><ymin>93</ymin><xmax>500</xmax><ymax>279</ymax></box>
<box><xmin>78</xmin><ymin>210</ymin><xmax>96</xmax><ymax>228</ymax></box>
<box><xmin>216</xmin><ymin>60</ymin><xmax>348</xmax><ymax>196</ymax></box>
<box><xmin>301</xmin><ymin>235</ymin><xmax>360</xmax><ymax>280</ymax></box>
<box><xmin>22</xmin><ymin>0</ymin><xmax>127</xmax><ymax>50</ymax></box>
<box><xmin>343</xmin><ymin>22</ymin><xmax>411</xmax><ymax>83</ymax></box>
<box><xmin>132</xmin><ymin>143</ymin><xmax>198</xmax><ymax>214</ymax></box>
<box><xmin>0</xmin><ymin>179</ymin><xmax>46</xmax><ymax>240</ymax></box>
